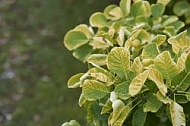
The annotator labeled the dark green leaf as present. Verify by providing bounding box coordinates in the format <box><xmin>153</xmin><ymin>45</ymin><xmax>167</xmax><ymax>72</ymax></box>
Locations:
<box><xmin>151</xmin><ymin>3</ymin><xmax>165</xmax><ymax>18</ymax></box>
<box><xmin>142</xmin><ymin>43</ymin><xmax>159</xmax><ymax>59</ymax></box>
<box><xmin>73</xmin><ymin>44</ymin><xmax>93</xmax><ymax>62</ymax></box>
<box><xmin>132</xmin><ymin>107</ymin><xmax>147</xmax><ymax>126</ymax></box>
<box><xmin>114</xmin><ymin>81</ymin><xmax>130</xmax><ymax>100</ymax></box>
<box><xmin>143</xmin><ymin>93</ymin><xmax>162</xmax><ymax>112</ymax></box>
<box><xmin>171</xmin><ymin>72</ymin><xmax>190</xmax><ymax>91</ymax></box>
<box><xmin>173</xmin><ymin>1</ymin><xmax>190</xmax><ymax>16</ymax></box>
<box><xmin>175</xmin><ymin>95</ymin><xmax>188</xmax><ymax>104</ymax></box>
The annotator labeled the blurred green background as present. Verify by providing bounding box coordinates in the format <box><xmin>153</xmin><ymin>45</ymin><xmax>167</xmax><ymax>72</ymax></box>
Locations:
<box><xmin>0</xmin><ymin>0</ymin><xmax>113</xmax><ymax>125</ymax></box>
<box><xmin>1</xmin><ymin>0</ymin><xmax>189</xmax><ymax>126</ymax></box>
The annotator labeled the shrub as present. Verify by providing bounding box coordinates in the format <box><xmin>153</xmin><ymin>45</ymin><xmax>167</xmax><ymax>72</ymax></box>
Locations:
<box><xmin>63</xmin><ymin>0</ymin><xmax>190</xmax><ymax>125</ymax></box>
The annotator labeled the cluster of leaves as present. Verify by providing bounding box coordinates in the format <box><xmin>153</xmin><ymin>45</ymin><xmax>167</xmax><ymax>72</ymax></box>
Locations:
<box><xmin>63</xmin><ymin>0</ymin><xmax>190</xmax><ymax>125</ymax></box>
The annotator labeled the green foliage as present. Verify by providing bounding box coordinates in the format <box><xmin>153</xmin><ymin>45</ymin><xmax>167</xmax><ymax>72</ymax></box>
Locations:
<box><xmin>63</xmin><ymin>0</ymin><xmax>190</xmax><ymax>125</ymax></box>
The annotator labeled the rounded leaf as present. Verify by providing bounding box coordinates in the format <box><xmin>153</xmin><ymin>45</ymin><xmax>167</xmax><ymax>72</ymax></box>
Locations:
<box><xmin>119</xmin><ymin>0</ymin><xmax>131</xmax><ymax>17</ymax></box>
<box><xmin>154</xmin><ymin>51</ymin><xmax>179</xmax><ymax>81</ymax></box>
<box><xmin>64</xmin><ymin>30</ymin><xmax>88</xmax><ymax>50</ymax></box>
<box><xmin>62</xmin><ymin>120</ymin><xmax>81</xmax><ymax>126</ymax></box>
<box><xmin>104</xmin><ymin>5</ymin><xmax>117</xmax><ymax>18</ymax></box>
<box><xmin>114</xmin><ymin>81</ymin><xmax>130</xmax><ymax>100</ymax></box>
<box><xmin>173</xmin><ymin>1</ymin><xmax>190</xmax><ymax>16</ymax></box>
<box><xmin>89</xmin><ymin>12</ymin><xmax>108</xmax><ymax>27</ymax></box>
<box><xmin>67</xmin><ymin>73</ymin><xmax>84</xmax><ymax>88</ymax></box>
<box><xmin>74</xmin><ymin>24</ymin><xmax>94</xmax><ymax>39</ymax></box>
<box><xmin>151</xmin><ymin>3</ymin><xmax>165</xmax><ymax>18</ymax></box>
<box><xmin>82</xmin><ymin>80</ymin><xmax>109</xmax><ymax>101</ymax></box>
<box><xmin>107</xmin><ymin>47</ymin><xmax>130</xmax><ymax>77</ymax></box>
<box><xmin>131</xmin><ymin>1</ymin><xmax>151</xmax><ymax>17</ymax></box>
<box><xmin>108</xmin><ymin>7</ymin><xmax>124</xmax><ymax>20</ymax></box>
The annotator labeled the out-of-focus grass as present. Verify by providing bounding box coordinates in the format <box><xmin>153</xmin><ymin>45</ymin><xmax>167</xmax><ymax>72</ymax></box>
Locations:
<box><xmin>0</xmin><ymin>0</ymin><xmax>111</xmax><ymax>125</ymax></box>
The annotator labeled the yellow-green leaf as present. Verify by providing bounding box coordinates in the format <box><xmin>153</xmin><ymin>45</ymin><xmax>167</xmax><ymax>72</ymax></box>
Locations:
<box><xmin>89</xmin><ymin>12</ymin><xmax>108</xmax><ymax>28</ymax></box>
<box><xmin>87</xmin><ymin>67</ymin><xmax>114</xmax><ymax>86</ymax></box>
<box><xmin>82</xmin><ymin>80</ymin><xmax>109</xmax><ymax>101</ymax></box>
<box><xmin>152</xmin><ymin>34</ymin><xmax>166</xmax><ymax>46</ymax></box>
<box><xmin>78</xmin><ymin>94</ymin><xmax>86</xmax><ymax>107</ymax></box>
<box><xmin>156</xmin><ymin>91</ymin><xmax>172</xmax><ymax>104</ymax></box>
<box><xmin>101</xmin><ymin>99</ymin><xmax>112</xmax><ymax>114</ymax></box>
<box><xmin>62</xmin><ymin>120</ymin><xmax>81</xmax><ymax>126</ymax></box>
<box><xmin>116</xmin><ymin>27</ymin><xmax>125</xmax><ymax>47</ymax></box>
<box><xmin>177</xmin><ymin>51</ymin><xmax>189</xmax><ymax>72</ymax></box>
<box><xmin>103</xmin><ymin>5</ymin><xmax>118</xmax><ymax>19</ymax></box>
<box><xmin>131</xmin><ymin>57</ymin><xmax>142</xmax><ymax>74</ymax></box>
<box><xmin>109</xmin><ymin>100</ymin><xmax>131</xmax><ymax>126</ymax></box>
<box><xmin>90</xmin><ymin>36</ymin><xmax>113</xmax><ymax>49</ymax></box>
<box><xmin>119</xmin><ymin>0</ymin><xmax>131</xmax><ymax>17</ymax></box>
<box><xmin>112</xmin><ymin>106</ymin><xmax>131</xmax><ymax>126</ymax></box>
<box><xmin>163</xmin><ymin>26</ymin><xmax>175</xmax><ymax>37</ymax></box>
<box><xmin>168</xmin><ymin>30</ymin><xmax>190</xmax><ymax>54</ymax></box>
<box><xmin>129</xmin><ymin>70</ymin><xmax>149</xmax><ymax>96</ymax></box>
<box><xmin>141</xmin><ymin>59</ymin><xmax>154</xmax><ymax>68</ymax></box>
<box><xmin>107</xmin><ymin>47</ymin><xmax>130</xmax><ymax>77</ymax></box>
<box><xmin>64</xmin><ymin>30</ymin><xmax>89</xmax><ymax>50</ymax></box>
<box><xmin>74</xmin><ymin>24</ymin><xmax>94</xmax><ymax>39</ymax></box>
<box><xmin>87</xmin><ymin>54</ymin><xmax>107</xmax><ymax>66</ymax></box>
<box><xmin>67</xmin><ymin>73</ymin><xmax>84</xmax><ymax>88</ymax></box>
<box><xmin>149</xmin><ymin>69</ymin><xmax>167</xmax><ymax>96</ymax></box>
<box><xmin>186</xmin><ymin>92</ymin><xmax>190</xmax><ymax>101</ymax></box>
<box><xmin>154</xmin><ymin>51</ymin><xmax>179</xmax><ymax>81</ymax></box>
<box><xmin>170</xmin><ymin>101</ymin><xmax>186</xmax><ymax>126</ymax></box>
<box><xmin>108</xmin><ymin>7</ymin><xmax>124</xmax><ymax>20</ymax></box>
<box><xmin>131</xmin><ymin>1</ymin><xmax>151</xmax><ymax>17</ymax></box>
<box><xmin>186</xmin><ymin>53</ymin><xmax>190</xmax><ymax>73</ymax></box>
<box><xmin>109</xmin><ymin>100</ymin><xmax>125</xmax><ymax>125</ymax></box>
<box><xmin>157</xmin><ymin>0</ymin><xmax>170</xmax><ymax>6</ymax></box>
